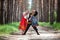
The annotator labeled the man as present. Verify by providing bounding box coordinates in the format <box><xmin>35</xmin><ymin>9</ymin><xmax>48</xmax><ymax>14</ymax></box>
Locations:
<box><xmin>23</xmin><ymin>10</ymin><xmax>40</xmax><ymax>35</ymax></box>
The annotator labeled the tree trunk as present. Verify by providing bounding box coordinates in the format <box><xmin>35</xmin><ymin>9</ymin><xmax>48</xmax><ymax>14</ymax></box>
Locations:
<box><xmin>43</xmin><ymin>0</ymin><xmax>49</xmax><ymax>22</ymax></box>
<box><xmin>50</xmin><ymin>0</ymin><xmax>55</xmax><ymax>25</ymax></box>
<box><xmin>57</xmin><ymin>0</ymin><xmax>60</xmax><ymax>22</ymax></box>
<box><xmin>0</xmin><ymin>0</ymin><xmax>4</xmax><ymax>24</ymax></box>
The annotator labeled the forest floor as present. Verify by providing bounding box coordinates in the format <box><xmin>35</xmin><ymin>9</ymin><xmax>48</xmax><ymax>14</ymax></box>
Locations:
<box><xmin>0</xmin><ymin>26</ymin><xmax>60</xmax><ymax>40</ymax></box>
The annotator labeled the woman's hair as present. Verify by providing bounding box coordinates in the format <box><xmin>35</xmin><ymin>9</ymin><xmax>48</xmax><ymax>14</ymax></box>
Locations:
<box><xmin>34</xmin><ymin>11</ymin><xmax>38</xmax><ymax>16</ymax></box>
<box><xmin>29</xmin><ymin>13</ymin><xmax>32</xmax><ymax>16</ymax></box>
<box><xmin>29</xmin><ymin>13</ymin><xmax>32</xmax><ymax>18</ymax></box>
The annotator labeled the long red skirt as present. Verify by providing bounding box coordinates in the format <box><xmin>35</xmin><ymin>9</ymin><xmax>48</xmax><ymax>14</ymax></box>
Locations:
<box><xmin>19</xmin><ymin>16</ymin><xmax>27</xmax><ymax>31</ymax></box>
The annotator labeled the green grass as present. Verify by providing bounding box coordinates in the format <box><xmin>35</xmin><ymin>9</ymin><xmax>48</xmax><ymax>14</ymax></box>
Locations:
<box><xmin>38</xmin><ymin>22</ymin><xmax>60</xmax><ymax>30</ymax></box>
<box><xmin>38</xmin><ymin>22</ymin><xmax>50</xmax><ymax>27</ymax></box>
<box><xmin>0</xmin><ymin>22</ymin><xmax>19</xmax><ymax>35</ymax></box>
<box><xmin>53</xmin><ymin>22</ymin><xmax>60</xmax><ymax>30</ymax></box>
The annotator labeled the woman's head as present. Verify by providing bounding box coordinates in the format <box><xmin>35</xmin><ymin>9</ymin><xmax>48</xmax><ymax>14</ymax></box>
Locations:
<box><xmin>23</xmin><ymin>10</ymin><xmax>29</xmax><ymax>16</ymax></box>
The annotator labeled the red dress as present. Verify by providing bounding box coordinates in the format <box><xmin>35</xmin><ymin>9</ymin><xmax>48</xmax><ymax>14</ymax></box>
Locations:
<box><xmin>19</xmin><ymin>16</ymin><xmax>27</xmax><ymax>31</ymax></box>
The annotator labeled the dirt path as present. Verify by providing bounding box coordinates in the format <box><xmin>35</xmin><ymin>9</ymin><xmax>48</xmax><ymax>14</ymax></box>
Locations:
<box><xmin>0</xmin><ymin>26</ymin><xmax>60</xmax><ymax>40</ymax></box>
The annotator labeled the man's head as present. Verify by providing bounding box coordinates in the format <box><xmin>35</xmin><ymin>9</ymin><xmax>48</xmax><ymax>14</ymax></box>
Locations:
<box><xmin>32</xmin><ymin>10</ymin><xmax>38</xmax><ymax>16</ymax></box>
<box><xmin>33</xmin><ymin>10</ymin><xmax>38</xmax><ymax>16</ymax></box>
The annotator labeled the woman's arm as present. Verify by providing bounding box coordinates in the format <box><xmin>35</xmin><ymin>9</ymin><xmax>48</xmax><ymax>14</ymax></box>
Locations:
<box><xmin>23</xmin><ymin>11</ymin><xmax>29</xmax><ymax>19</ymax></box>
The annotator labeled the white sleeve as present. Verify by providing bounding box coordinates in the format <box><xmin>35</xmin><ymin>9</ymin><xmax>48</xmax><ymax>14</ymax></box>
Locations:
<box><xmin>26</xmin><ymin>14</ymin><xmax>29</xmax><ymax>19</ymax></box>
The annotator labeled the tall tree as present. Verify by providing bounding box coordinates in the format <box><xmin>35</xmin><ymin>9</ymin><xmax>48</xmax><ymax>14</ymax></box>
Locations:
<box><xmin>57</xmin><ymin>0</ymin><xmax>60</xmax><ymax>22</ymax></box>
<box><xmin>43</xmin><ymin>0</ymin><xmax>49</xmax><ymax>22</ymax></box>
<box><xmin>49</xmin><ymin>0</ymin><xmax>55</xmax><ymax>24</ymax></box>
<box><xmin>0</xmin><ymin>0</ymin><xmax>4</xmax><ymax>24</ymax></box>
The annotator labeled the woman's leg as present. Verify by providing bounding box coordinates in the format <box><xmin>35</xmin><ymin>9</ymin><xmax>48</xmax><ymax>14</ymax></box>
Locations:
<box><xmin>22</xmin><ymin>24</ymin><xmax>31</xmax><ymax>35</ymax></box>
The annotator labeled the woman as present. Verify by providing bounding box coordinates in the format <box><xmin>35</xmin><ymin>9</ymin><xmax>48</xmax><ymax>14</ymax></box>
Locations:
<box><xmin>19</xmin><ymin>11</ymin><xmax>29</xmax><ymax>34</ymax></box>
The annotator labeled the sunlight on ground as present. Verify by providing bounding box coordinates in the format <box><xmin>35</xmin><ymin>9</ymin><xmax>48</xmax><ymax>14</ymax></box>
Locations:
<box><xmin>0</xmin><ymin>33</ymin><xmax>60</xmax><ymax>40</ymax></box>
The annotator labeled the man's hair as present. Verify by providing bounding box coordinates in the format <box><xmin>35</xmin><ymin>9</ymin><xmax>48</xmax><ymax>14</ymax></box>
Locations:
<box><xmin>34</xmin><ymin>11</ymin><xmax>38</xmax><ymax>16</ymax></box>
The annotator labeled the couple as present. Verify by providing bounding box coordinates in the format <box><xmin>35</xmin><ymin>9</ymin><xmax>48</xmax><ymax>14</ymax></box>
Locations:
<box><xmin>19</xmin><ymin>10</ymin><xmax>40</xmax><ymax>35</ymax></box>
